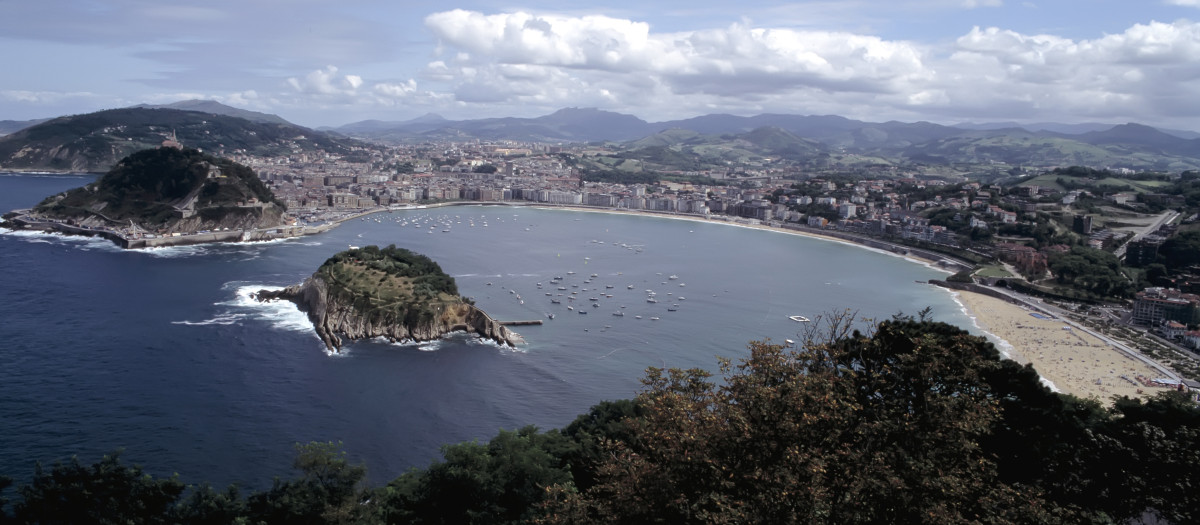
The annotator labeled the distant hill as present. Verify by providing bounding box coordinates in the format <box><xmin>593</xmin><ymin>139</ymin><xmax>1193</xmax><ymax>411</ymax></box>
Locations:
<box><xmin>32</xmin><ymin>147</ymin><xmax>287</xmax><ymax>233</ymax></box>
<box><xmin>132</xmin><ymin>99</ymin><xmax>295</xmax><ymax>126</ymax></box>
<box><xmin>0</xmin><ymin>118</ymin><xmax>50</xmax><ymax>136</ymax></box>
<box><xmin>330</xmin><ymin>108</ymin><xmax>1200</xmax><ymax>170</ymax></box>
<box><xmin>0</xmin><ymin>107</ymin><xmax>372</xmax><ymax>172</ymax></box>
<box><xmin>336</xmin><ymin>107</ymin><xmax>654</xmax><ymax>143</ymax></box>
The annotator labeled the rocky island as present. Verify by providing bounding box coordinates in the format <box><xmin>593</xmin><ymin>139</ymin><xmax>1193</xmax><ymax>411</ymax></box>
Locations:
<box><xmin>2</xmin><ymin>146</ymin><xmax>298</xmax><ymax>248</ymax></box>
<box><xmin>255</xmin><ymin>245</ymin><xmax>523</xmax><ymax>351</ymax></box>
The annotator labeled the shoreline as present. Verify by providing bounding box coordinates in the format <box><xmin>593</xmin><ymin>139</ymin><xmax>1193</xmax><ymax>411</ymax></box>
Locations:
<box><xmin>950</xmin><ymin>289</ymin><xmax>1177</xmax><ymax>401</ymax></box>
<box><xmin>3</xmin><ymin>197</ymin><xmax>973</xmax><ymax>273</ymax></box>
<box><xmin>4</xmin><ymin>198</ymin><xmax>1178</xmax><ymax>397</ymax></box>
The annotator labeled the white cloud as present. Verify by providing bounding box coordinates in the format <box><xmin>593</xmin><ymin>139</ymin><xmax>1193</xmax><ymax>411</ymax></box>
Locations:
<box><xmin>375</xmin><ymin>80</ymin><xmax>417</xmax><ymax>98</ymax></box>
<box><xmin>411</xmin><ymin>9</ymin><xmax>1200</xmax><ymax>124</ymax></box>
<box><xmin>1166</xmin><ymin>0</ymin><xmax>1200</xmax><ymax>7</ymax></box>
<box><xmin>287</xmin><ymin>66</ymin><xmax>364</xmax><ymax>96</ymax></box>
<box><xmin>961</xmin><ymin>0</ymin><xmax>1004</xmax><ymax>8</ymax></box>
<box><xmin>424</xmin><ymin>10</ymin><xmax>929</xmax><ymax>96</ymax></box>
<box><xmin>941</xmin><ymin>20</ymin><xmax>1200</xmax><ymax>120</ymax></box>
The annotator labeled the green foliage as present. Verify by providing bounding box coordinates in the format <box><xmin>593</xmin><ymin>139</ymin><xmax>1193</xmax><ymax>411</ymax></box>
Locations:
<box><xmin>946</xmin><ymin>269</ymin><xmax>975</xmax><ymax>282</ymax></box>
<box><xmin>380</xmin><ymin>427</ymin><xmax>573</xmax><ymax>524</ymax></box>
<box><xmin>12</xmin><ymin>451</ymin><xmax>185</xmax><ymax>524</ymax></box>
<box><xmin>540</xmin><ymin>320</ymin><xmax>1052</xmax><ymax>523</ymax></box>
<box><xmin>248</xmin><ymin>442</ymin><xmax>370</xmax><ymax>524</ymax></box>
<box><xmin>4</xmin><ymin>322</ymin><xmax>1200</xmax><ymax>523</ymax></box>
<box><xmin>1160</xmin><ymin>230</ymin><xmax>1200</xmax><ymax>270</ymax></box>
<box><xmin>33</xmin><ymin>147</ymin><xmax>283</xmax><ymax>225</ymax></box>
<box><xmin>320</xmin><ymin>244</ymin><xmax>458</xmax><ymax>297</ymax></box>
<box><xmin>1047</xmin><ymin>246</ymin><xmax>1134</xmax><ymax>298</ymax></box>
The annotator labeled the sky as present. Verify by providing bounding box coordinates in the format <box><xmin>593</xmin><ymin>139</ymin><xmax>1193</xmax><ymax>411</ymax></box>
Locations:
<box><xmin>4</xmin><ymin>0</ymin><xmax>1200</xmax><ymax>130</ymax></box>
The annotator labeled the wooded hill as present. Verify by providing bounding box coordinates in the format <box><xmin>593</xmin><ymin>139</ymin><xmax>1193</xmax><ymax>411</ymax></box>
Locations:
<box><xmin>0</xmin><ymin>106</ymin><xmax>374</xmax><ymax>172</ymax></box>
<box><xmin>33</xmin><ymin>147</ymin><xmax>285</xmax><ymax>230</ymax></box>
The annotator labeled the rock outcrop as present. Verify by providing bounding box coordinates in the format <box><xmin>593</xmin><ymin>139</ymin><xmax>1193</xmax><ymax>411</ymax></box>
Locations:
<box><xmin>255</xmin><ymin>275</ymin><xmax>523</xmax><ymax>351</ymax></box>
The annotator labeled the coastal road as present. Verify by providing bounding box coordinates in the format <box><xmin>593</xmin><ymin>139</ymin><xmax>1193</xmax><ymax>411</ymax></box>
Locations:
<box><xmin>1115</xmin><ymin>210</ymin><xmax>1177</xmax><ymax>259</ymax></box>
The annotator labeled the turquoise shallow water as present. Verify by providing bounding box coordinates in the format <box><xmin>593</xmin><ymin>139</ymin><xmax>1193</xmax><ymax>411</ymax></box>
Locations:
<box><xmin>0</xmin><ymin>174</ymin><xmax>975</xmax><ymax>488</ymax></box>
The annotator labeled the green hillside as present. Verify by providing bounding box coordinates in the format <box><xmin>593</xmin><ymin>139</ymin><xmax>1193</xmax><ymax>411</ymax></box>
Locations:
<box><xmin>34</xmin><ymin>147</ymin><xmax>284</xmax><ymax>228</ymax></box>
<box><xmin>0</xmin><ymin>107</ymin><xmax>371</xmax><ymax>172</ymax></box>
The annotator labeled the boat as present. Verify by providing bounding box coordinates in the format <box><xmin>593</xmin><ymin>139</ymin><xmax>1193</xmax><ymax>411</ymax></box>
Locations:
<box><xmin>669</xmin><ymin>275</ymin><xmax>678</xmax><ymax>280</ymax></box>
<box><xmin>567</xmin><ymin>305</ymin><xmax>574</xmax><ymax>310</ymax></box>
<box><xmin>578</xmin><ymin>310</ymin><xmax>588</xmax><ymax>315</ymax></box>
<box><xmin>589</xmin><ymin>297</ymin><xmax>600</xmax><ymax>301</ymax></box>
<box><xmin>547</xmin><ymin>313</ymin><xmax>555</xmax><ymax>319</ymax></box>
<box><xmin>627</xmin><ymin>285</ymin><xmax>634</xmax><ymax>289</ymax></box>
<box><xmin>592</xmin><ymin>303</ymin><xmax>600</xmax><ymax>308</ymax></box>
<box><xmin>613</xmin><ymin>311</ymin><xmax>624</xmax><ymax>316</ymax></box>
<box><xmin>647</xmin><ymin>298</ymin><xmax>658</xmax><ymax>303</ymax></box>
<box><xmin>635</xmin><ymin>315</ymin><xmax>642</xmax><ymax>319</ymax></box>
<box><xmin>789</xmin><ymin>315</ymin><xmax>811</xmax><ymax>323</ymax></box>
<box><xmin>551</xmin><ymin>299</ymin><xmax>561</xmax><ymax>304</ymax></box>
<box><xmin>667</xmin><ymin>307</ymin><xmax>677</xmax><ymax>312</ymax></box>
<box><xmin>650</xmin><ymin>317</ymin><xmax>660</xmax><ymax>321</ymax></box>
<box><xmin>606</xmin><ymin>285</ymin><xmax>614</xmax><ymax>289</ymax></box>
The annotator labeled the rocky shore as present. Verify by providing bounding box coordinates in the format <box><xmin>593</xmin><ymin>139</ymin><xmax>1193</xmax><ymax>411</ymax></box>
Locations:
<box><xmin>254</xmin><ymin>275</ymin><xmax>523</xmax><ymax>351</ymax></box>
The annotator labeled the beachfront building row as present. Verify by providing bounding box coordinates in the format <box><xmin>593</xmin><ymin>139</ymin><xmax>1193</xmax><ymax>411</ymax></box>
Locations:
<box><xmin>1132</xmin><ymin>287</ymin><xmax>1200</xmax><ymax>326</ymax></box>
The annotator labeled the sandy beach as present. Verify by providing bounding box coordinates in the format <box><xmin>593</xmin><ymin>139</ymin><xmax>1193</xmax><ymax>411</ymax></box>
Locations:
<box><xmin>956</xmin><ymin>290</ymin><xmax>1172</xmax><ymax>401</ymax></box>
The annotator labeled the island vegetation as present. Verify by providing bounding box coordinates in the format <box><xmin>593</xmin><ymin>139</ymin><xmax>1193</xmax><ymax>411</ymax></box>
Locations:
<box><xmin>2</xmin><ymin>315</ymin><xmax>1196</xmax><ymax>524</ymax></box>
<box><xmin>317</xmin><ymin>244</ymin><xmax>462</xmax><ymax>327</ymax></box>
<box><xmin>30</xmin><ymin>147</ymin><xmax>286</xmax><ymax>234</ymax></box>
<box><xmin>256</xmin><ymin>245</ymin><xmax>521</xmax><ymax>350</ymax></box>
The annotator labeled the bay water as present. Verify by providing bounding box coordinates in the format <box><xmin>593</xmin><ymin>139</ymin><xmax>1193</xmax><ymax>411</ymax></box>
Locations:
<box><xmin>0</xmin><ymin>174</ymin><xmax>975</xmax><ymax>488</ymax></box>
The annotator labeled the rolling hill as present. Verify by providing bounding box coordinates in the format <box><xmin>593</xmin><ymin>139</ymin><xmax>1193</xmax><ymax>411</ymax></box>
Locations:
<box><xmin>0</xmin><ymin>106</ymin><xmax>373</xmax><ymax>172</ymax></box>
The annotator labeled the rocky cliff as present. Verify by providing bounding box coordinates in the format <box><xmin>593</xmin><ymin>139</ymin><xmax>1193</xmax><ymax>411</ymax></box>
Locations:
<box><xmin>255</xmin><ymin>275</ymin><xmax>523</xmax><ymax>352</ymax></box>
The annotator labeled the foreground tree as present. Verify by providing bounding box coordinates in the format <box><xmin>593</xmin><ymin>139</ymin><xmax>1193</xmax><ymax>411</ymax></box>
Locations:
<box><xmin>539</xmin><ymin>318</ymin><xmax>1094</xmax><ymax>524</ymax></box>
<box><xmin>12</xmin><ymin>452</ymin><xmax>184</xmax><ymax>524</ymax></box>
<box><xmin>3</xmin><ymin>319</ymin><xmax>1199</xmax><ymax>523</ymax></box>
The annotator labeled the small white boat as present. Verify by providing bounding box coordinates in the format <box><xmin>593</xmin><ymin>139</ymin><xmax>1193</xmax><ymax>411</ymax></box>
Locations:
<box><xmin>789</xmin><ymin>315</ymin><xmax>811</xmax><ymax>323</ymax></box>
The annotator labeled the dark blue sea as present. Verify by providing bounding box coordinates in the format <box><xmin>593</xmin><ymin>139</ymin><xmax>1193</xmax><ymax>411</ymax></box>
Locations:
<box><xmin>0</xmin><ymin>173</ymin><xmax>977</xmax><ymax>488</ymax></box>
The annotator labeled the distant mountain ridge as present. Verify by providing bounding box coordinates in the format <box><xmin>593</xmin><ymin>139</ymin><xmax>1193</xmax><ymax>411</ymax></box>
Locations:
<box><xmin>0</xmin><ymin>106</ymin><xmax>373</xmax><ymax>172</ymax></box>
<box><xmin>5</xmin><ymin>101</ymin><xmax>1200</xmax><ymax>172</ymax></box>
<box><xmin>327</xmin><ymin>108</ymin><xmax>1200</xmax><ymax>170</ymax></box>
<box><xmin>132</xmin><ymin>100</ymin><xmax>295</xmax><ymax>126</ymax></box>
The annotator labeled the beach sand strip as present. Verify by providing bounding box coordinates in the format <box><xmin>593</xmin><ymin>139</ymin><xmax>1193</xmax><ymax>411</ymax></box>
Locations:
<box><xmin>955</xmin><ymin>290</ymin><xmax>1170</xmax><ymax>401</ymax></box>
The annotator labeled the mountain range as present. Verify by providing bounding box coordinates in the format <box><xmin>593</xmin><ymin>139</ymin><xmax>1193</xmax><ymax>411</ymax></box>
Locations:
<box><xmin>321</xmin><ymin>108</ymin><xmax>1200</xmax><ymax>171</ymax></box>
<box><xmin>4</xmin><ymin>101</ymin><xmax>1200</xmax><ymax>172</ymax></box>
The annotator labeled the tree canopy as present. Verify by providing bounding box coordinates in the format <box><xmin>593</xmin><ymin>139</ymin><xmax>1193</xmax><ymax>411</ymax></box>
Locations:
<box><xmin>3</xmin><ymin>318</ymin><xmax>1198</xmax><ymax>524</ymax></box>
